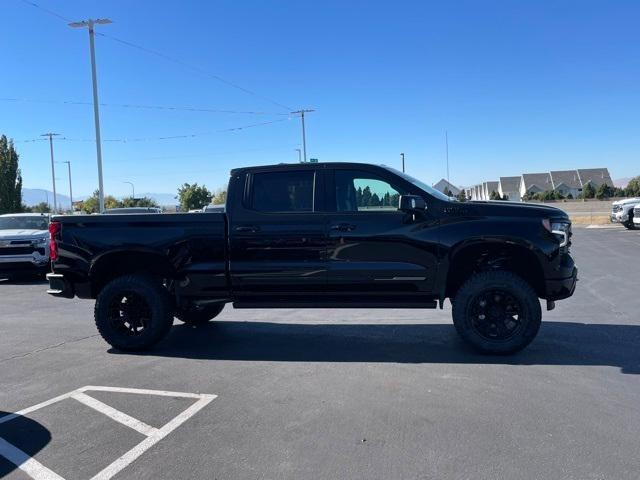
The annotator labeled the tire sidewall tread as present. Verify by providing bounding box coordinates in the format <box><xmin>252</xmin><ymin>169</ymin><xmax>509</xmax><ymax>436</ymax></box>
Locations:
<box><xmin>452</xmin><ymin>270</ymin><xmax>542</xmax><ymax>354</ymax></box>
<box><xmin>94</xmin><ymin>274</ymin><xmax>173</xmax><ymax>351</ymax></box>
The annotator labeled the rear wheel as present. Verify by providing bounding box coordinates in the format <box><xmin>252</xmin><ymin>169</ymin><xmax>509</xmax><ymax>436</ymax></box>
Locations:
<box><xmin>94</xmin><ymin>275</ymin><xmax>173</xmax><ymax>351</ymax></box>
<box><xmin>175</xmin><ymin>304</ymin><xmax>225</xmax><ymax>325</ymax></box>
<box><xmin>452</xmin><ymin>271</ymin><xmax>541</xmax><ymax>354</ymax></box>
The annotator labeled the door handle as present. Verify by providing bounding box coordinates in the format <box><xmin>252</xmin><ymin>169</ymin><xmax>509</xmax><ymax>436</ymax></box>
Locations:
<box><xmin>235</xmin><ymin>225</ymin><xmax>260</xmax><ymax>233</ymax></box>
<box><xmin>330</xmin><ymin>223</ymin><xmax>356</xmax><ymax>232</ymax></box>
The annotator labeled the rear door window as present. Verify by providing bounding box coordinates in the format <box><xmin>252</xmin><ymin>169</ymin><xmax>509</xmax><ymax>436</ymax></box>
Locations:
<box><xmin>250</xmin><ymin>170</ymin><xmax>315</xmax><ymax>212</ymax></box>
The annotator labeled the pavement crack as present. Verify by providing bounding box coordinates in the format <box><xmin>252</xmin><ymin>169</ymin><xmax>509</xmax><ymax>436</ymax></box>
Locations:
<box><xmin>0</xmin><ymin>334</ymin><xmax>100</xmax><ymax>364</ymax></box>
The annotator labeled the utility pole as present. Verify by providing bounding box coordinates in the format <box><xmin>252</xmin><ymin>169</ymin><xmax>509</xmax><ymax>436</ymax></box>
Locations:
<box><xmin>69</xmin><ymin>18</ymin><xmax>112</xmax><ymax>213</ymax></box>
<box><xmin>400</xmin><ymin>153</ymin><xmax>405</xmax><ymax>173</ymax></box>
<box><xmin>41</xmin><ymin>133</ymin><xmax>60</xmax><ymax>213</ymax></box>
<box><xmin>123</xmin><ymin>181</ymin><xmax>135</xmax><ymax>199</ymax></box>
<box><xmin>291</xmin><ymin>109</ymin><xmax>314</xmax><ymax>162</ymax></box>
<box><xmin>295</xmin><ymin>148</ymin><xmax>302</xmax><ymax>163</ymax></box>
<box><xmin>445</xmin><ymin>131</ymin><xmax>450</xmax><ymax>185</ymax></box>
<box><xmin>61</xmin><ymin>161</ymin><xmax>73</xmax><ymax>210</ymax></box>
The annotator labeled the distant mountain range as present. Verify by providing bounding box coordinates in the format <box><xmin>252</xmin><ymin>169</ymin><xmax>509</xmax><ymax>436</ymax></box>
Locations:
<box><xmin>22</xmin><ymin>189</ymin><xmax>178</xmax><ymax>208</ymax></box>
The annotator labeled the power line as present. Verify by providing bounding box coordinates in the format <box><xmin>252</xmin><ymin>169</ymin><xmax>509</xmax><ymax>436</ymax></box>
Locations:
<box><xmin>14</xmin><ymin>118</ymin><xmax>289</xmax><ymax>144</ymax></box>
<box><xmin>19</xmin><ymin>0</ymin><xmax>294</xmax><ymax>112</ymax></box>
<box><xmin>19</xmin><ymin>0</ymin><xmax>71</xmax><ymax>23</ymax></box>
<box><xmin>95</xmin><ymin>32</ymin><xmax>293</xmax><ymax>112</ymax></box>
<box><xmin>1</xmin><ymin>97</ymin><xmax>290</xmax><ymax>116</ymax></box>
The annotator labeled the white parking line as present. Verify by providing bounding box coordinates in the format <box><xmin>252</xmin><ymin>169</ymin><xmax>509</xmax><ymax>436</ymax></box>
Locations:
<box><xmin>70</xmin><ymin>392</ymin><xmax>158</xmax><ymax>437</ymax></box>
<box><xmin>0</xmin><ymin>438</ymin><xmax>64</xmax><ymax>480</ymax></box>
<box><xmin>0</xmin><ymin>386</ymin><xmax>217</xmax><ymax>480</ymax></box>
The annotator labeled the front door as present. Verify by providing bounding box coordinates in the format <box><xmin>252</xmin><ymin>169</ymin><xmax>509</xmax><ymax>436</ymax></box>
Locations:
<box><xmin>326</xmin><ymin>168</ymin><xmax>439</xmax><ymax>299</ymax></box>
<box><xmin>228</xmin><ymin>168</ymin><xmax>327</xmax><ymax>299</ymax></box>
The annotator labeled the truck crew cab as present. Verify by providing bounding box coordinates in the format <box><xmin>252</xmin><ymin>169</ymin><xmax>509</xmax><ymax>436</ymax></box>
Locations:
<box><xmin>47</xmin><ymin>163</ymin><xmax>577</xmax><ymax>354</ymax></box>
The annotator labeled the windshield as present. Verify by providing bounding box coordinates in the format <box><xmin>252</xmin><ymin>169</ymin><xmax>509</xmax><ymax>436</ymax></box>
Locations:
<box><xmin>0</xmin><ymin>216</ymin><xmax>49</xmax><ymax>231</ymax></box>
<box><xmin>381</xmin><ymin>166</ymin><xmax>454</xmax><ymax>202</ymax></box>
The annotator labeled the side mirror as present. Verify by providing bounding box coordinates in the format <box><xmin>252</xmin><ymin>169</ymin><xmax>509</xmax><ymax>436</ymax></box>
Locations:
<box><xmin>399</xmin><ymin>195</ymin><xmax>426</xmax><ymax>212</ymax></box>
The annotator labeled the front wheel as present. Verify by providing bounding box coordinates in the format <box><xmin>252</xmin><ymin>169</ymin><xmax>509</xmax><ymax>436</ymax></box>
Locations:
<box><xmin>623</xmin><ymin>210</ymin><xmax>636</xmax><ymax>230</ymax></box>
<box><xmin>94</xmin><ymin>274</ymin><xmax>174</xmax><ymax>351</ymax></box>
<box><xmin>452</xmin><ymin>271</ymin><xmax>542</xmax><ymax>354</ymax></box>
<box><xmin>175</xmin><ymin>304</ymin><xmax>225</xmax><ymax>325</ymax></box>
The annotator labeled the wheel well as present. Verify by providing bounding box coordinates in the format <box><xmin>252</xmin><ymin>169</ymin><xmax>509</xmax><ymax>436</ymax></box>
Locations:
<box><xmin>446</xmin><ymin>243</ymin><xmax>545</xmax><ymax>299</ymax></box>
<box><xmin>90</xmin><ymin>251</ymin><xmax>175</xmax><ymax>297</ymax></box>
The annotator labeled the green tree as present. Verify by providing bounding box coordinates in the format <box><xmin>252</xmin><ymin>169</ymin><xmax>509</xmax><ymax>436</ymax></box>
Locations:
<box><xmin>457</xmin><ymin>190</ymin><xmax>467</xmax><ymax>202</ymax></box>
<box><xmin>31</xmin><ymin>202</ymin><xmax>51</xmax><ymax>213</ymax></box>
<box><xmin>595</xmin><ymin>183</ymin><xmax>614</xmax><ymax>200</ymax></box>
<box><xmin>361</xmin><ymin>186</ymin><xmax>372</xmax><ymax>207</ymax></box>
<box><xmin>0</xmin><ymin>135</ymin><xmax>23</xmax><ymax>214</ymax></box>
<box><xmin>212</xmin><ymin>188</ymin><xmax>227</xmax><ymax>205</ymax></box>
<box><xmin>78</xmin><ymin>190</ymin><xmax>123</xmax><ymax>213</ymax></box>
<box><xmin>355</xmin><ymin>187</ymin><xmax>363</xmax><ymax>207</ymax></box>
<box><xmin>581</xmin><ymin>182</ymin><xmax>596</xmax><ymax>199</ymax></box>
<box><xmin>489</xmin><ymin>190</ymin><xmax>500</xmax><ymax>200</ymax></box>
<box><xmin>624</xmin><ymin>176</ymin><xmax>640</xmax><ymax>197</ymax></box>
<box><xmin>370</xmin><ymin>193</ymin><xmax>381</xmax><ymax>206</ymax></box>
<box><xmin>177</xmin><ymin>183</ymin><xmax>212</xmax><ymax>211</ymax></box>
<box><xmin>121</xmin><ymin>196</ymin><xmax>159</xmax><ymax>208</ymax></box>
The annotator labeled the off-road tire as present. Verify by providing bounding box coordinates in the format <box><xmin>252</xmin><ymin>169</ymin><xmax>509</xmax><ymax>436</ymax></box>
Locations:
<box><xmin>94</xmin><ymin>274</ymin><xmax>173</xmax><ymax>351</ymax></box>
<box><xmin>175</xmin><ymin>304</ymin><xmax>225</xmax><ymax>325</ymax></box>
<box><xmin>623</xmin><ymin>210</ymin><xmax>636</xmax><ymax>230</ymax></box>
<box><xmin>452</xmin><ymin>271</ymin><xmax>542</xmax><ymax>354</ymax></box>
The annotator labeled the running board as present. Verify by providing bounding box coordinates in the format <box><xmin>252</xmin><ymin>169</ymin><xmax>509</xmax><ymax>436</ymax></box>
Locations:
<box><xmin>232</xmin><ymin>301</ymin><xmax>438</xmax><ymax>309</ymax></box>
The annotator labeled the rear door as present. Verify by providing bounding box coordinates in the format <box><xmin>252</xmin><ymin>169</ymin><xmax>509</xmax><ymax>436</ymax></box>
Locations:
<box><xmin>325</xmin><ymin>167</ymin><xmax>439</xmax><ymax>298</ymax></box>
<box><xmin>228</xmin><ymin>168</ymin><xmax>327</xmax><ymax>298</ymax></box>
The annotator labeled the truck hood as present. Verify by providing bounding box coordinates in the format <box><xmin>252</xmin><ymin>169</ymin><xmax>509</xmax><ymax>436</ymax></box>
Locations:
<box><xmin>0</xmin><ymin>229</ymin><xmax>49</xmax><ymax>240</ymax></box>
<box><xmin>466</xmin><ymin>200</ymin><xmax>569</xmax><ymax>219</ymax></box>
<box><xmin>612</xmin><ymin>197</ymin><xmax>640</xmax><ymax>206</ymax></box>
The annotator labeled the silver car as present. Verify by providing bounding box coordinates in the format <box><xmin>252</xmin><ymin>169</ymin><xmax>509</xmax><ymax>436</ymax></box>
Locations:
<box><xmin>0</xmin><ymin>213</ymin><xmax>51</xmax><ymax>279</ymax></box>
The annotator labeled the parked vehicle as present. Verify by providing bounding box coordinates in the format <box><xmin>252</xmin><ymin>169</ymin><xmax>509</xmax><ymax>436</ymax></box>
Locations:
<box><xmin>634</xmin><ymin>204</ymin><xmax>640</xmax><ymax>228</ymax></box>
<box><xmin>104</xmin><ymin>207</ymin><xmax>162</xmax><ymax>215</ymax></box>
<box><xmin>46</xmin><ymin>163</ymin><xmax>577</xmax><ymax>354</ymax></box>
<box><xmin>203</xmin><ymin>204</ymin><xmax>225</xmax><ymax>213</ymax></box>
<box><xmin>0</xmin><ymin>213</ymin><xmax>50</xmax><ymax>279</ymax></box>
<box><xmin>610</xmin><ymin>198</ymin><xmax>640</xmax><ymax>229</ymax></box>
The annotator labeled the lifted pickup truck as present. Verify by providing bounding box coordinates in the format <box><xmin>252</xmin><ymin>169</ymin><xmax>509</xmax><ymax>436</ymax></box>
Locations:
<box><xmin>47</xmin><ymin>163</ymin><xmax>577</xmax><ymax>354</ymax></box>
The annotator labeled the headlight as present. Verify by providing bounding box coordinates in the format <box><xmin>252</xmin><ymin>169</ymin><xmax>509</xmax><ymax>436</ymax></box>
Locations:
<box><xmin>543</xmin><ymin>219</ymin><xmax>570</xmax><ymax>247</ymax></box>
<box><xmin>34</xmin><ymin>237</ymin><xmax>48</xmax><ymax>246</ymax></box>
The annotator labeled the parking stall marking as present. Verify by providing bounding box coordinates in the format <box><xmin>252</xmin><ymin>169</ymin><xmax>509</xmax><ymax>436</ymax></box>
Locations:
<box><xmin>0</xmin><ymin>386</ymin><xmax>217</xmax><ymax>480</ymax></box>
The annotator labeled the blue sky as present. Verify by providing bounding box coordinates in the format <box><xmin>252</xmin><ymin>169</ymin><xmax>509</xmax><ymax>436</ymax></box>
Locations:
<box><xmin>2</xmin><ymin>0</ymin><xmax>639</xmax><ymax>197</ymax></box>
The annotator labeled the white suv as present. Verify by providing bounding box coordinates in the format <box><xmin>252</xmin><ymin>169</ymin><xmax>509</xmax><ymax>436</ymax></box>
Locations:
<box><xmin>634</xmin><ymin>204</ymin><xmax>640</xmax><ymax>229</ymax></box>
<box><xmin>611</xmin><ymin>198</ymin><xmax>640</xmax><ymax>230</ymax></box>
<box><xmin>0</xmin><ymin>213</ymin><xmax>51</xmax><ymax>279</ymax></box>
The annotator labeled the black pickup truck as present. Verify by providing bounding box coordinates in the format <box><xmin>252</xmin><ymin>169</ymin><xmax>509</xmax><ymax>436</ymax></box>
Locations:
<box><xmin>47</xmin><ymin>163</ymin><xmax>577</xmax><ymax>354</ymax></box>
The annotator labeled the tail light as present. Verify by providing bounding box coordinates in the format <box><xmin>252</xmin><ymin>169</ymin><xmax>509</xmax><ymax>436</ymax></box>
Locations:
<box><xmin>49</xmin><ymin>221</ymin><xmax>61</xmax><ymax>262</ymax></box>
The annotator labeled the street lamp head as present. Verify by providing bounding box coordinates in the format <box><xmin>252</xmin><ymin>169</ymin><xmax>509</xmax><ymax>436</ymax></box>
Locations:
<box><xmin>69</xmin><ymin>18</ymin><xmax>112</xmax><ymax>28</ymax></box>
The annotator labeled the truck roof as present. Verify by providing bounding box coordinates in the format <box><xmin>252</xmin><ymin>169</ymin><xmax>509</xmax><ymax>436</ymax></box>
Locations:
<box><xmin>230</xmin><ymin>162</ymin><xmax>385</xmax><ymax>176</ymax></box>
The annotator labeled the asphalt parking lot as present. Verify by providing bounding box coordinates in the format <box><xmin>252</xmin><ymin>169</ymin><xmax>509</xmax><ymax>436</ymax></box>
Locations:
<box><xmin>1</xmin><ymin>226</ymin><xmax>639</xmax><ymax>480</ymax></box>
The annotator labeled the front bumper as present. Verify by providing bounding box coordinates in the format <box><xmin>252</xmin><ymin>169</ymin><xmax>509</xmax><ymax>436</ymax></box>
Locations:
<box><xmin>610</xmin><ymin>212</ymin><xmax>627</xmax><ymax>223</ymax></box>
<box><xmin>545</xmin><ymin>253</ymin><xmax>578</xmax><ymax>301</ymax></box>
<box><xmin>0</xmin><ymin>253</ymin><xmax>50</xmax><ymax>276</ymax></box>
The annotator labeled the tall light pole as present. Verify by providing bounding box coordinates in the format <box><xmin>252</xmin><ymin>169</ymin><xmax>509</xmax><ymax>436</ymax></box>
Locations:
<box><xmin>41</xmin><ymin>133</ymin><xmax>59</xmax><ymax>213</ymax></box>
<box><xmin>295</xmin><ymin>148</ymin><xmax>302</xmax><ymax>163</ymax></box>
<box><xmin>123</xmin><ymin>181</ymin><xmax>135</xmax><ymax>199</ymax></box>
<box><xmin>59</xmin><ymin>161</ymin><xmax>73</xmax><ymax>210</ymax></box>
<box><xmin>69</xmin><ymin>18</ymin><xmax>112</xmax><ymax>213</ymax></box>
<box><xmin>400</xmin><ymin>153</ymin><xmax>405</xmax><ymax>173</ymax></box>
<box><xmin>291</xmin><ymin>109</ymin><xmax>314</xmax><ymax>162</ymax></box>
